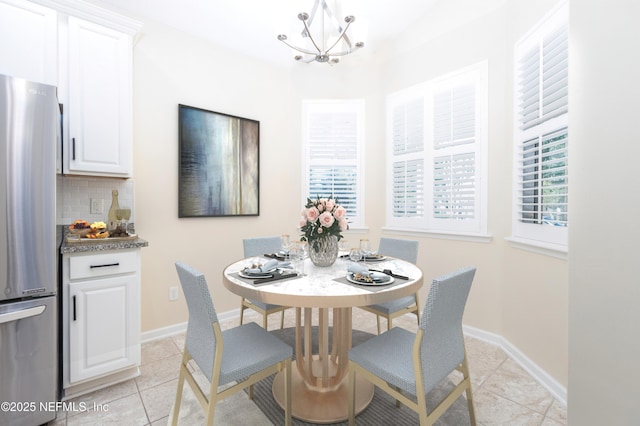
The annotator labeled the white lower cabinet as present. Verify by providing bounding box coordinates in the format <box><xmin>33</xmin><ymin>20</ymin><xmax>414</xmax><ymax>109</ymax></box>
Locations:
<box><xmin>62</xmin><ymin>249</ymin><xmax>141</xmax><ymax>398</ymax></box>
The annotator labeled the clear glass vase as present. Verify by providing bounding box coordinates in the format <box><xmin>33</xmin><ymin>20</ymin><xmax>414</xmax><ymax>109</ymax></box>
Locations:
<box><xmin>308</xmin><ymin>235</ymin><xmax>339</xmax><ymax>267</ymax></box>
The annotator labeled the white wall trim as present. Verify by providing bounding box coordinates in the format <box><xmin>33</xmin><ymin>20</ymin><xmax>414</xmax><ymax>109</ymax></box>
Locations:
<box><xmin>382</xmin><ymin>227</ymin><xmax>493</xmax><ymax>244</ymax></box>
<box><xmin>463</xmin><ymin>324</ymin><xmax>567</xmax><ymax>406</ymax></box>
<box><xmin>505</xmin><ymin>236</ymin><xmax>568</xmax><ymax>260</ymax></box>
<box><xmin>141</xmin><ymin>312</ymin><xmax>567</xmax><ymax>407</ymax></box>
<box><xmin>140</xmin><ymin>309</ymin><xmax>240</xmax><ymax>343</ymax></box>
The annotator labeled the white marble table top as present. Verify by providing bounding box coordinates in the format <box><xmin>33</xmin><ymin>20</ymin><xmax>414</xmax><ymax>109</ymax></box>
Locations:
<box><xmin>222</xmin><ymin>256</ymin><xmax>423</xmax><ymax>308</ymax></box>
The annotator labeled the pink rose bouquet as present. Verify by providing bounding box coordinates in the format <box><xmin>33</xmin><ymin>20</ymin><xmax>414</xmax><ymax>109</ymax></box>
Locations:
<box><xmin>300</xmin><ymin>196</ymin><xmax>348</xmax><ymax>250</ymax></box>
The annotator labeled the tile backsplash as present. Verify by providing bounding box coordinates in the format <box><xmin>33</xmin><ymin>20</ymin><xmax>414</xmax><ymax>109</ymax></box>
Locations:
<box><xmin>56</xmin><ymin>175</ymin><xmax>134</xmax><ymax>225</ymax></box>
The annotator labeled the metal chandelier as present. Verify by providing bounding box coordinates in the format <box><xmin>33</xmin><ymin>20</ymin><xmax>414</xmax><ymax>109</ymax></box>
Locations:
<box><xmin>277</xmin><ymin>0</ymin><xmax>365</xmax><ymax>64</ymax></box>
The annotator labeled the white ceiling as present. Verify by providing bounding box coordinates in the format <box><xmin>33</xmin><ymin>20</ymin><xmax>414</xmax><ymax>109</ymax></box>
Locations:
<box><xmin>84</xmin><ymin>0</ymin><xmax>438</xmax><ymax>66</ymax></box>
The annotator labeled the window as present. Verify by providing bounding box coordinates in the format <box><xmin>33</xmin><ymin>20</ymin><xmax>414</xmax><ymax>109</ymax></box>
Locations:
<box><xmin>386</xmin><ymin>62</ymin><xmax>488</xmax><ymax>236</ymax></box>
<box><xmin>512</xmin><ymin>2</ymin><xmax>568</xmax><ymax>251</ymax></box>
<box><xmin>302</xmin><ymin>100</ymin><xmax>365</xmax><ymax>229</ymax></box>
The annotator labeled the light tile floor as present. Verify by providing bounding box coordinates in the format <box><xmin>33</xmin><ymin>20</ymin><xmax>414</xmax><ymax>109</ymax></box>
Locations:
<box><xmin>50</xmin><ymin>310</ymin><xmax>567</xmax><ymax>425</ymax></box>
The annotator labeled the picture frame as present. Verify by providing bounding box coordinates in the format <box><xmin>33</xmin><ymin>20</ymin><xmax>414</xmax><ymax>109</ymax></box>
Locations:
<box><xmin>178</xmin><ymin>104</ymin><xmax>260</xmax><ymax>217</ymax></box>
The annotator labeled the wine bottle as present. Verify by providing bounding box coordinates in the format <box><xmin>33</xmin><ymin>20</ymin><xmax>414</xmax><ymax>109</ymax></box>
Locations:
<box><xmin>107</xmin><ymin>189</ymin><xmax>120</xmax><ymax>231</ymax></box>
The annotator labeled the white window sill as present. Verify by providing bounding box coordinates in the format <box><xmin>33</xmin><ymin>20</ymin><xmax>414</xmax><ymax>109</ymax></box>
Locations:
<box><xmin>505</xmin><ymin>237</ymin><xmax>568</xmax><ymax>260</ymax></box>
<box><xmin>382</xmin><ymin>227</ymin><xmax>493</xmax><ymax>244</ymax></box>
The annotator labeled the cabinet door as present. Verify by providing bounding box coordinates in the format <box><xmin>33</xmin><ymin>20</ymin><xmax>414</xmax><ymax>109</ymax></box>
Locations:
<box><xmin>68</xmin><ymin>274</ymin><xmax>140</xmax><ymax>384</ymax></box>
<box><xmin>67</xmin><ymin>16</ymin><xmax>132</xmax><ymax>177</ymax></box>
<box><xmin>0</xmin><ymin>0</ymin><xmax>57</xmax><ymax>85</ymax></box>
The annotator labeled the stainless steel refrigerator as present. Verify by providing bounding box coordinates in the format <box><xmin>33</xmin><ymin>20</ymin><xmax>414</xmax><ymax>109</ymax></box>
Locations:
<box><xmin>0</xmin><ymin>74</ymin><xmax>58</xmax><ymax>426</ymax></box>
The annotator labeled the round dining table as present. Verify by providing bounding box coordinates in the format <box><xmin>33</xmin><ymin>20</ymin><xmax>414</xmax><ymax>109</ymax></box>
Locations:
<box><xmin>222</xmin><ymin>255</ymin><xmax>423</xmax><ymax>423</ymax></box>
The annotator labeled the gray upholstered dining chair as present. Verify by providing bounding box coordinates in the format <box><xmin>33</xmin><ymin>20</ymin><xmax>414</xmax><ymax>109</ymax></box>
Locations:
<box><xmin>172</xmin><ymin>262</ymin><xmax>292</xmax><ymax>426</ymax></box>
<box><xmin>359</xmin><ymin>237</ymin><xmax>420</xmax><ymax>334</ymax></box>
<box><xmin>240</xmin><ymin>236</ymin><xmax>290</xmax><ymax>329</ymax></box>
<box><xmin>348</xmin><ymin>267</ymin><xmax>477</xmax><ymax>426</ymax></box>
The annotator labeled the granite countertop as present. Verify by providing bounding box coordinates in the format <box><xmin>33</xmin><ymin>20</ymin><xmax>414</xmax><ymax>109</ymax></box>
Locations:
<box><xmin>59</xmin><ymin>225</ymin><xmax>149</xmax><ymax>254</ymax></box>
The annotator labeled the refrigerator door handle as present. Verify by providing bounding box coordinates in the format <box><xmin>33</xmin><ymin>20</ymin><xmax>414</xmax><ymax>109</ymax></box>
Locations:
<box><xmin>0</xmin><ymin>305</ymin><xmax>46</xmax><ymax>325</ymax></box>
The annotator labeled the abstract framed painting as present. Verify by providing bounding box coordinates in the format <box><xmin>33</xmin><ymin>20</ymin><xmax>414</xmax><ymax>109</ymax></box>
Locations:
<box><xmin>178</xmin><ymin>104</ymin><xmax>259</xmax><ymax>217</ymax></box>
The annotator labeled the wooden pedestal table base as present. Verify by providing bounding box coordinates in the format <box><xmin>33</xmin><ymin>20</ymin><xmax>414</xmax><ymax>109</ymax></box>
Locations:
<box><xmin>272</xmin><ymin>307</ymin><xmax>374</xmax><ymax>423</ymax></box>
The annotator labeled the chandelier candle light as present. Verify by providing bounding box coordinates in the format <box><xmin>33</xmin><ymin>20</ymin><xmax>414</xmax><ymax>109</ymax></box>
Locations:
<box><xmin>300</xmin><ymin>196</ymin><xmax>348</xmax><ymax>266</ymax></box>
<box><xmin>277</xmin><ymin>0</ymin><xmax>365</xmax><ymax>64</ymax></box>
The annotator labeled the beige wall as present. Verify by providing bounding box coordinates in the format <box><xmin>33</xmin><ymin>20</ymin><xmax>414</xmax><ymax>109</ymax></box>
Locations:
<box><xmin>133</xmin><ymin>20</ymin><xmax>301</xmax><ymax>330</ymax></box>
<box><xmin>131</xmin><ymin>0</ymin><xmax>569</xmax><ymax>394</ymax></box>
<box><xmin>569</xmin><ymin>1</ymin><xmax>640</xmax><ymax>423</ymax></box>
<box><xmin>379</xmin><ymin>0</ymin><xmax>569</xmax><ymax>386</ymax></box>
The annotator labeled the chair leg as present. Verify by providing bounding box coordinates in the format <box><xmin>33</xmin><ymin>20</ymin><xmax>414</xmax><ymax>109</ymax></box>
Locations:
<box><xmin>171</xmin><ymin>368</ymin><xmax>186</xmax><ymax>425</ymax></box>
<box><xmin>387</xmin><ymin>316</ymin><xmax>393</xmax><ymax>331</ymax></box>
<box><xmin>280</xmin><ymin>310</ymin><xmax>285</xmax><ymax>329</ymax></box>
<box><xmin>263</xmin><ymin>312</ymin><xmax>268</xmax><ymax>330</ymax></box>
<box><xmin>205</xmin><ymin>396</ymin><xmax>216</xmax><ymax>426</ymax></box>
<box><xmin>461</xmin><ymin>356</ymin><xmax>477</xmax><ymax>425</ymax></box>
<box><xmin>248</xmin><ymin>384</ymin><xmax>254</xmax><ymax>400</ymax></box>
<box><xmin>376</xmin><ymin>315</ymin><xmax>381</xmax><ymax>335</ymax></box>
<box><xmin>239</xmin><ymin>300</ymin><xmax>246</xmax><ymax>325</ymax></box>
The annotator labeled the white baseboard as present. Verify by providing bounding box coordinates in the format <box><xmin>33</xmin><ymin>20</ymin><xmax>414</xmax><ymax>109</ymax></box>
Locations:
<box><xmin>141</xmin><ymin>311</ymin><xmax>567</xmax><ymax>407</ymax></box>
<box><xmin>463</xmin><ymin>324</ymin><xmax>567</xmax><ymax>406</ymax></box>
<box><xmin>140</xmin><ymin>309</ymin><xmax>241</xmax><ymax>343</ymax></box>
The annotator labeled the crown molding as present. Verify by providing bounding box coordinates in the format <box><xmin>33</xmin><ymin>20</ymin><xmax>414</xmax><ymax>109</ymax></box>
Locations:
<box><xmin>29</xmin><ymin>0</ymin><xmax>142</xmax><ymax>35</ymax></box>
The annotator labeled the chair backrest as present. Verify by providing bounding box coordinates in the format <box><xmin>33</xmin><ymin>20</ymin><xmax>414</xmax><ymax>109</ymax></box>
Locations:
<box><xmin>175</xmin><ymin>261</ymin><xmax>219</xmax><ymax>381</ymax></box>
<box><xmin>378</xmin><ymin>237</ymin><xmax>419</xmax><ymax>263</ymax></box>
<box><xmin>419</xmin><ymin>267</ymin><xmax>476</xmax><ymax>393</ymax></box>
<box><xmin>243</xmin><ymin>236</ymin><xmax>282</xmax><ymax>257</ymax></box>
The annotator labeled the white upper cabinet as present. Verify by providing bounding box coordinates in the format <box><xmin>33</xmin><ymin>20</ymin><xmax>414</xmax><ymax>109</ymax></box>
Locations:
<box><xmin>0</xmin><ymin>0</ymin><xmax>58</xmax><ymax>85</ymax></box>
<box><xmin>65</xmin><ymin>16</ymin><xmax>133</xmax><ymax>177</ymax></box>
<box><xmin>0</xmin><ymin>0</ymin><xmax>141</xmax><ymax>177</ymax></box>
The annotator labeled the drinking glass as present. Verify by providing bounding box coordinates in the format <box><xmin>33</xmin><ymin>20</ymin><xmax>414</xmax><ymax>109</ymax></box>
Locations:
<box><xmin>290</xmin><ymin>242</ymin><xmax>305</xmax><ymax>275</ymax></box>
<box><xmin>349</xmin><ymin>248</ymin><xmax>362</xmax><ymax>263</ymax></box>
<box><xmin>338</xmin><ymin>239</ymin><xmax>349</xmax><ymax>256</ymax></box>
<box><xmin>359</xmin><ymin>239</ymin><xmax>371</xmax><ymax>260</ymax></box>
<box><xmin>281</xmin><ymin>234</ymin><xmax>291</xmax><ymax>260</ymax></box>
<box><xmin>116</xmin><ymin>208</ymin><xmax>131</xmax><ymax>234</ymax></box>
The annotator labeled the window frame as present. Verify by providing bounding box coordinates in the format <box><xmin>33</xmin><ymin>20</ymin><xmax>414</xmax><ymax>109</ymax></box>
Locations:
<box><xmin>301</xmin><ymin>99</ymin><xmax>366</xmax><ymax>230</ymax></box>
<box><xmin>385</xmin><ymin>62</ymin><xmax>489</xmax><ymax>239</ymax></box>
<box><xmin>510</xmin><ymin>1</ymin><xmax>569</xmax><ymax>254</ymax></box>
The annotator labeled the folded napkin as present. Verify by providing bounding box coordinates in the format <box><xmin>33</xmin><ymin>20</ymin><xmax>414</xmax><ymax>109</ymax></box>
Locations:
<box><xmin>348</xmin><ymin>263</ymin><xmax>370</xmax><ymax>276</ymax></box>
<box><xmin>244</xmin><ymin>259</ymin><xmax>278</xmax><ymax>274</ymax></box>
<box><xmin>347</xmin><ymin>263</ymin><xmax>388</xmax><ymax>282</ymax></box>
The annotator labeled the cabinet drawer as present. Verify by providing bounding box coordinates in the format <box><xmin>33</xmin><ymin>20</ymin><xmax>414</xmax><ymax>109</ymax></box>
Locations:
<box><xmin>69</xmin><ymin>251</ymin><xmax>138</xmax><ymax>280</ymax></box>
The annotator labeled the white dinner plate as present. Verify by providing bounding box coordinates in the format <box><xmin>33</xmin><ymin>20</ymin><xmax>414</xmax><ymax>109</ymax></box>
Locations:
<box><xmin>239</xmin><ymin>270</ymin><xmax>274</xmax><ymax>279</ymax></box>
<box><xmin>346</xmin><ymin>273</ymin><xmax>394</xmax><ymax>286</ymax></box>
<box><xmin>362</xmin><ymin>255</ymin><xmax>387</xmax><ymax>262</ymax></box>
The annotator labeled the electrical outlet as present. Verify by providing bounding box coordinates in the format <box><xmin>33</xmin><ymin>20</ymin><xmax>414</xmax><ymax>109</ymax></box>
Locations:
<box><xmin>90</xmin><ymin>198</ymin><xmax>104</xmax><ymax>214</ymax></box>
<box><xmin>169</xmin><ymin>287</ymin><xmax>179</xmax><ymax>301</ymax></box>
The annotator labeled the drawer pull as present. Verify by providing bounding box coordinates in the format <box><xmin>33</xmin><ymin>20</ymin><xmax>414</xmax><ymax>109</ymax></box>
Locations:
<box><xmin>90</xmin><ymin>263</ymin><xmax>120</xmax><ymax>269</ymax></box>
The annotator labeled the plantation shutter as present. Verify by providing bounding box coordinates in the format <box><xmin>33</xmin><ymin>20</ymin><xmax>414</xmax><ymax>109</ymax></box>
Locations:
<box><xmin>512</xmin><ymin>2</ymin><xmax>568</xmax><ymax>248</ymax></box>
<box><xmin>389</xmin><ymin>95</ymin><xmax>426</xmax><ymax>223</ymax></box>
<box><xmin>386</xmin><ymin>62</ymin><xmax>487</xmax><ymax>235</ymax></box>
<box><xmin>518</xmin><ymin>25</ymin><xmax>568</xmax><ymax>130</ymax></box>
<box><xmin>432</xmin><ymin>83</ymin><xmax>478</xmax><ymax>224</ymax></box>
<box><xmin>517</xmin><ymin>127</ymin><xmax>568</xmax><ymax>226</ymax></box>
<box><xmin>303</xmin><ymin>101</ymin><xmax>364</xmax><ymax>228</ymax></box>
